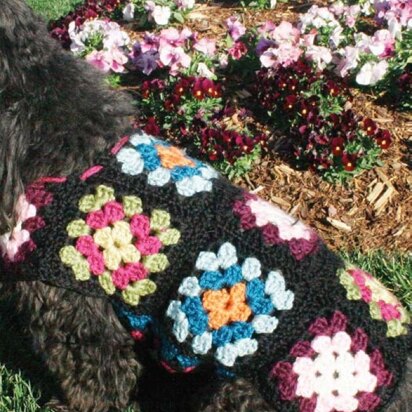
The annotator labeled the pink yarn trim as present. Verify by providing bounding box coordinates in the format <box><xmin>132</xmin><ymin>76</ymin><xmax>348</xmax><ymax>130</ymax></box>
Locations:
<box><xmin>131</xmin><ymin>330</ymin><xmax>145</xmax><ymax>341</ymax></box>
<box><xmin>111</xmin><ymin>135</ymin><xmax>129</xmax><ymax>154</ymax></box>
<box><xmin>80</xmin><ymin>165</ymin><xmax>104</xmax><ymax>181</ymax></box>
<box><xmin>36</xmin><ymin>176</ymin><xmax>67</xmax><ymax>184</ymax></box>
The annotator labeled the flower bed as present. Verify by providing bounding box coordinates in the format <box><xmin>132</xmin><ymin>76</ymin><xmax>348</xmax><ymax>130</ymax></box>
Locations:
<box><xmin>49</xmin><ymin>0</ymin><xmax>411</xmax><ymax>182</ymax></box>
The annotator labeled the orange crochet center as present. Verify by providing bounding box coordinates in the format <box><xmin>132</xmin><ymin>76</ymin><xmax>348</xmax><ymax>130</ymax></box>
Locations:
<box><xmin>155</xmin><ymin>145</ymin><xmax>195</xmax><ymax>169</ymax></box>
<box><xmin>202</xmin><ymin>283</ymin><xmax>252</xmax><ymax>330</ymax></box>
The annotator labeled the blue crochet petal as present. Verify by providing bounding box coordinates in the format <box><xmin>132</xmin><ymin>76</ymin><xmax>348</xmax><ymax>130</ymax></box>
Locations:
<box><xmin>223</xmin><ymin>265</ymin><xmax>243</xmax><ymax>287</ymax></box>
<box><xmin>170</xmin><ymin>165</ymin><xmax>200</xmax><ymax>181</ymax></box>
<box><xmin>136</xmin><ymin>144</ymin><xmax>161</xmax><ymax>171</ymax></box>
<box><xmin>246</xmin><ymin>279</ymin><xmax>274</xmax><ymax>315</ymax></box>
<box><xmin>230</xmin><ymin>321</ymin><xmax>254</xmax><ymax>340</ymax></box>
<box><xmin>181</xmin><ymin>297</ymin><xmax>209</xmax><ymax>335</ymax></box>
<box><xmin>199</xmin><ymin>271</ymin><xmax>226</xmax><ymax>290</ymax></box>
<box><xmin>212</xmin><ymin>325</ymin><xmax>233</xmax><ymax>347</ymax></box>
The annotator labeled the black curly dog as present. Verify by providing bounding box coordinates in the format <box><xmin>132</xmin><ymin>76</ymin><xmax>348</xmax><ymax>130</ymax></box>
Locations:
<box><xmin>0</xmin><ymin>1</ymin><xmax>410</xmax><ymax>411</ymax></box>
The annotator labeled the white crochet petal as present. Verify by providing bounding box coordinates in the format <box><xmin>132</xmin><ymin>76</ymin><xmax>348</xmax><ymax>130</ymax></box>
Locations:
<box><xmin>129</xmin><ymin>131</ymin><xmax>152</xmax><ymax>146</ymax></box>
<box><xmin>215</xmin><ymin>343</ymin><xmax>238</xmax><ymax>367</ymax></box>
<box><xmin>233</xmin><ymin>338</ymin><xmax>258</xmax><ymax>357</ymax></box>
<box><xmin>195</xmin><ymin>251</ymin><xmax>219</xmax><ymax>271</ymax></box>
<box><xmin>147</xmin><ymin>167</ymin><xmax>171</xmax><ymax>186</ymax></box>
<box><xmin>252</xmin><ymin>315</ymin><xmax>279</xmax><ymax>333</ymax></box>
<box><xmin>241</xmin><ymin>257</ymin><xmax>261</xmax><ymax>281</ymax></box>
<box><xmin>192</xmin><ymin>332</ymin><xmax>213</xmax><ymax>355</ymax></box>
<box><xmin>116</xmin><ymin>147</ymin><xmax>144</xmax><ymax>175</ymax></box>
<box><xmin>217</xmin><ymin>242</ymin><xmax>238</xmax><ymax>269</ymax></box>
<box><xmin>178</xmin><ymin>277</ymin><xmax>201</xmax><ymax>297</ymax></box>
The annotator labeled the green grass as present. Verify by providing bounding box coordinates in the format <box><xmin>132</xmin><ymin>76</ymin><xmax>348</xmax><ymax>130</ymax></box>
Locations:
<box><xmin>27</xmin><ymin>0</ymin><xmax>83</xmax><ymax>21</ymax></box>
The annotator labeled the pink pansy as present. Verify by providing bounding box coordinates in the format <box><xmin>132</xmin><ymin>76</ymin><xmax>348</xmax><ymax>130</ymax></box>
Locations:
<box><xmin>193</xmin><ymin>38</ymin><xmax>216</xmax><ymax>56</ymax></box>
<box><xmin>335</xmin><ymin>46</ymin><xmax>359</xmax><ymax>77</ymax></box>
<box><xmin>86</xmin><ymin>50</ymin><xmax>111</xmax><ymax>72</ymax></box>
<box><xmin>301</xmin><ymin>29</ymin><xmax>317</xmax><ymax>47</ymax></box>
<box><xmin>159</xmin><ymin>45</ymin><xmax>191</xmax><ymax>75</ymax></box>
<box><xmin>247</xmin><ymin>198</ymin><xmax>312</xmax><ymax>241</ymax></box>
<box><xmin>271</xmin><ymin>21</ymin><xmax>300</xmax><ymax>45</ymax></box>
<box><xmin>261</xmin><ymin>43</ymin><xmax>302</xmax><ymax>68</ymax></box>
<box><xmin>159</xmin><ymin>27</ymin><xmax>188</xmax><ymax>47</ymax></box>
<box><xmin>258</xmin><ymin>20</ymin><xmax>276</xmax><ymax>35</ymax></box>
<box><xmin>141</xmin><ymin>32</ymin><xmax>160</xmax><ymax>53</ymax></box>
<box><xmin>260</xmin><ymin>47</ymin><xmax>278</xmax><ymax>68</ymax></box>
<box><xmin>0</xmin><ymin>195</ymin><xmax>36</xmax><ymax>260</ymax></box>
<box><xmin>305</xmin><ymin>45</ymin><xmax>332</xmax><ymax>70</ymax></box>
<box><xmin>226</xmin><ymin>16</ymin><xmax>246</xmax><ymax>41</ymax></box>
<box><xmin>370</xmin><ymin>29</ymin><xmax>395</xmax><ymax>57</ymax></box>
<box><xmin>174</xmin><ymin>0</ymin><xmax>195</xmax><ymax>10</ymax></box>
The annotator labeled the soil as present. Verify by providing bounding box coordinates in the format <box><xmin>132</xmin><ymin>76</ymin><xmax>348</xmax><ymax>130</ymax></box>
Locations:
<box><xmin>124</xmin><ymin>1</ymin><xmax>412</xmax><ymax>253</ymax></box>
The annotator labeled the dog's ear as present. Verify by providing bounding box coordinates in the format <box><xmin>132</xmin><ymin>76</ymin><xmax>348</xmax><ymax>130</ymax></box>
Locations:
<box><xmin>0</xmin><ymin>112</ymin><xmax>27</xmax><ymax>233</ymax></box>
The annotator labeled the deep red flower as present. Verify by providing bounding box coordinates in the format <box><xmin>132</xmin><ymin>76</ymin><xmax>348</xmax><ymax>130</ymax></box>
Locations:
<box><xmin>325</xmin><ymin>80</ymin><xmax>340</xmax><ymax>96</ymax></box>
<box><xmin>283</xmin><ymin>95</ymin><xmax>298</xmax><ymax>110</ymax></box>
<box><xmin>375</xmin><ymin>130</ymin><xmax>392</xmax><ymax>149</ymax></box>
<box><xmin>363</xmin><ymin>118</ymin><xmax>377</xmax><ymax>136</ymax></box>
<box><xmin>342</xmin><ymin>153</ymin><xmax>357</xmax><ymax>171</ymax></box>
<box><xmin>144</xmin><ymin>117</ymin><xmax>161</xmax><ymax>136</ymax></box>
<box><xmin>331</xmin><ymin>137</ymin><xmax>345</xmax><ymax>157</ymax></box>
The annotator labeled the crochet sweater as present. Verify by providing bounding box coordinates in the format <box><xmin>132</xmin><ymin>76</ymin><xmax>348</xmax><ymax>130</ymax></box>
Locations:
<box><xmin>1</xmin><ymin>131</ymin><xmax>410</xmax><ymax>412</ymax></box>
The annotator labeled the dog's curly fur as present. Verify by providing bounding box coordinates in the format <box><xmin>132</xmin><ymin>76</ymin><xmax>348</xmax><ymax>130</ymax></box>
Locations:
<box><xmin>0</xmin><ymin>1</ymin><xmax>410</xmax><ymax>411</ymax></box>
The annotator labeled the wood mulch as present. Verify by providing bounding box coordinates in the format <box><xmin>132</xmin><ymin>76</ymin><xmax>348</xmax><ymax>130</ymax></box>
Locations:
<box><xmin>124</xmin><ymin>1</ymin><xmax>412</xmax><ymax>253</ymax></box>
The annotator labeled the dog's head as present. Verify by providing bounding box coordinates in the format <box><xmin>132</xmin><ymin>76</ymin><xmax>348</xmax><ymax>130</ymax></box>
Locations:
<box><xmin>0</xmin><ymin>0</ymin><xmax>134</xmax><ymax>233</ymax></box>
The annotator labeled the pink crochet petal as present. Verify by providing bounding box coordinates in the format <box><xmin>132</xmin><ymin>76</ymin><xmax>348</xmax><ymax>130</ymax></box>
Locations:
<box><xmin>351</xmin><ymin>328</ymin><xmax>368</xmax><ymax>352</ymax></box>
<box><xmin>309</xmin><ymin>317</ymin><xmax>330</xmax><ymax>336</ymax></box>
<box><xmin>104</xmin><ymin>201</ymin><xmax>125</xmax><ymax>224</ymax></box>
<box><xmin>123</xmin><ymin>262</ymin><xmax>148</xmax><ymax>282</ymax></box>
<box><xmin>23</xmin><ymin>216</ymin><xmax>45</xmax><ymax>232</ymax></box>
<box><xmin>357</xmin><ymin>392</ymin><xmax>381</xmax><ymax>411</ymax></box>
<box><xmin>87</xmin><ymin>251</ymin><xmax>105</xmax><ymax>276</ymax></box>
<box><xmin>76</xmin><ymin>235</ymin><xmax>98</xmax><ymax>257</ymax></box>
<box><xmin>136</xmin><ymin>236</ymin><xmax>162</xmax><ymax>255</ymax></box>
<box><xmin>130</xmin><ymin>214</ymin><xmax>151</xmax><ymax>239</ymax></box>
<box><xmin>86</xmin><ymin>210</ymin><xmax>109</xmax><ymax>229</ymax></box>
<box><xmin>330</xmin><ymin>311</ymin><xmax>347</xmax><ymax>333</ymax></box>
<box><xmin>378</xmin><ymin>300</ymin><xmax>401</xmax><ymax>321</ymax></box>
<box><xmin>290</xmin><ymin>341</ymin><xmax>315</xmax><ymax>358</ymax></box>
<box><xmin>111</xmin><ymin>267</ymin><xmax>130</xmax><ymax>290</ymax></box>
<box><xmin>300</xmin><ymin>396</ymin><xmax>317</xmax><ymax>412</ymax></box>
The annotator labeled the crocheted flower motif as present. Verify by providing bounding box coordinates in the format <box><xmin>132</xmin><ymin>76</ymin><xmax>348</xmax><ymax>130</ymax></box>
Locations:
<box><xmin>116</xmin><ymin>130</ymin><xmax>218</xmax><ymax>196</ymax></box>
<box><xmin>339</xmin><ymin>267</ymin><xmax>410</xmax><ymax>337</ymax></box>
<box><xmin>272</xmin><ymin>311</ymin><xmax>393</xmax><ymax>412</ymax></box>
<box><xmin>59</xmin><ymin>185</ymin><xmax>180</xmax><ymax>306</ymax></box>
<box><xmin>167</xmin><ymin>242</ymin><xmax>294</xmax><ymax>367</ymax></box>
<box><xmin>0</xmin><ymin>181</ymin><xmax>52</xmax><ymax>263</ymax></box>
<box><xmin>233</xmin><ymin>193</ymin><xmax>319</xmax><ymax>260</ymax></box>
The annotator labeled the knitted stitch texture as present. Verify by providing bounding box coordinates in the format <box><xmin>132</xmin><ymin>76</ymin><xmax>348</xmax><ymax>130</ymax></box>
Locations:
<box><xmin>0</xmin><ymin>130</ymin><xmax>410</xmax><ymax>412</ymax></box>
